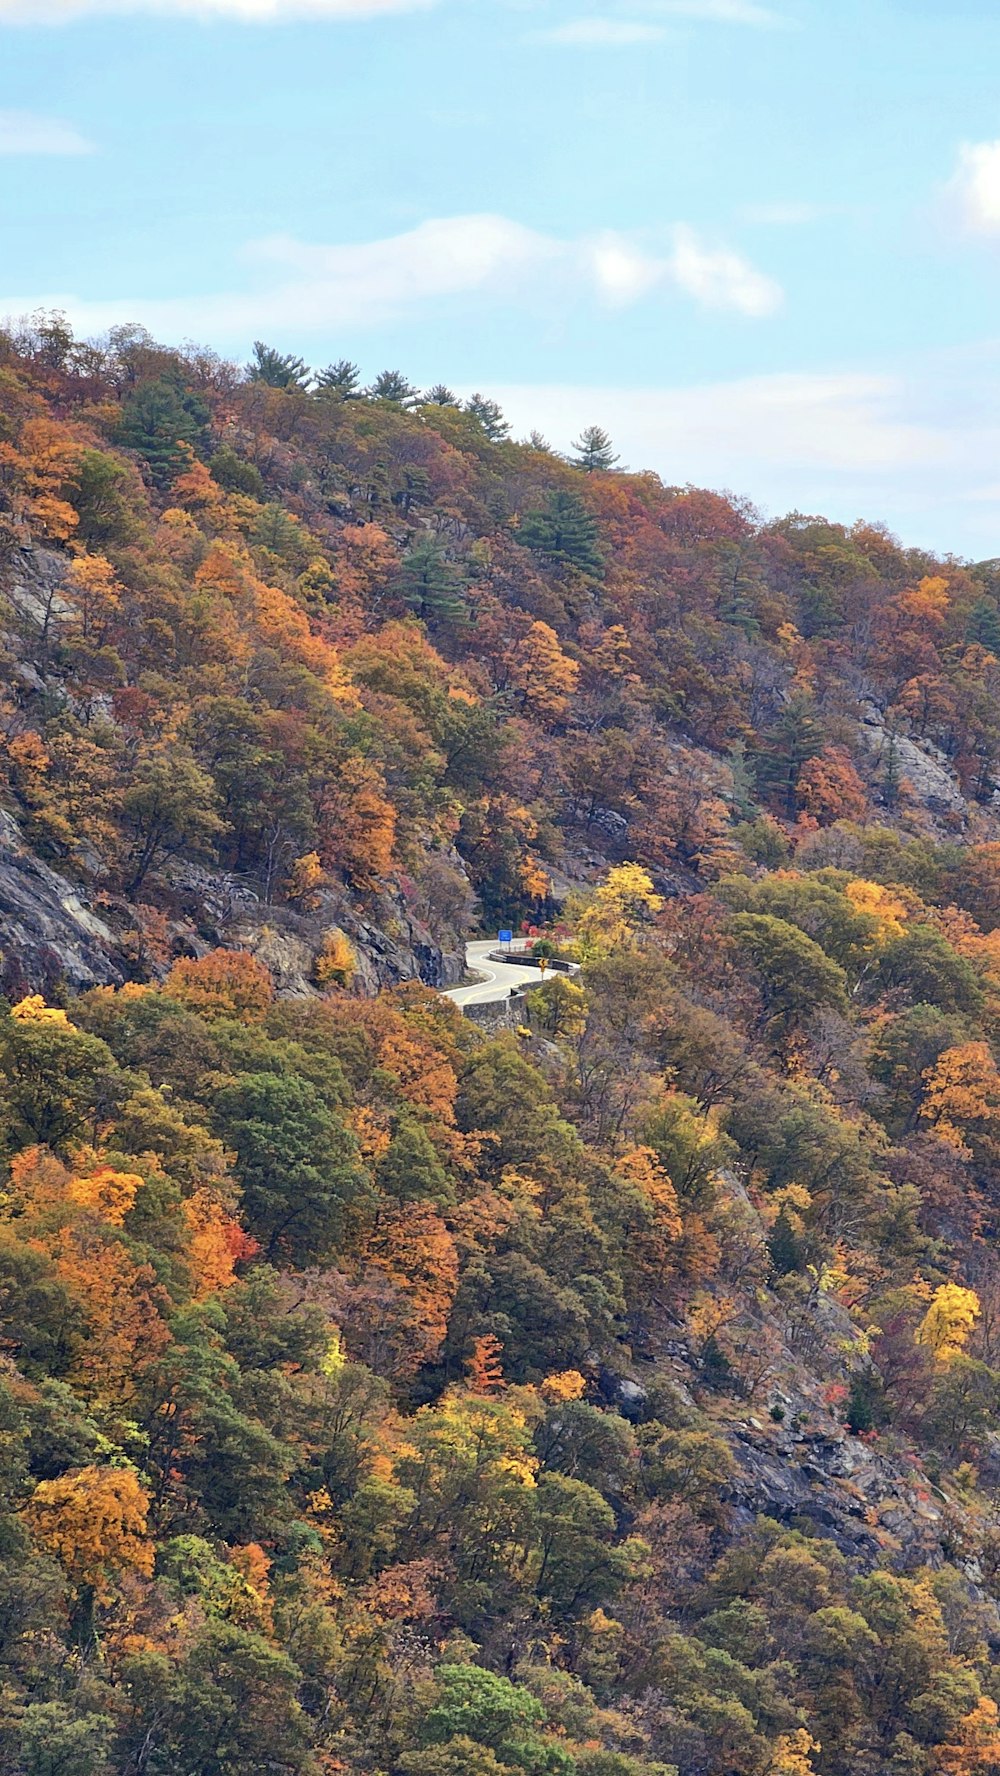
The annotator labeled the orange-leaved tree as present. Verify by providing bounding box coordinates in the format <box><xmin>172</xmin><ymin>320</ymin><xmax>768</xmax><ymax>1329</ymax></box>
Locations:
<box><xmin>921</xmin><ymin>1042</ymin><xmax>1000</xmax><ymax>1165</ymax></box>
<box><xmin>23</xmin><ymin>1465</ymin><xmax>154</xmax><ymax>1602</ymax></box>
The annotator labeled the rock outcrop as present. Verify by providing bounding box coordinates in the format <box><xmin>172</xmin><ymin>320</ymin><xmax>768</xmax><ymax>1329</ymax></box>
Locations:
<box><xmin>0</xmin><ymin>810</ymin><xmax>123</xmax><ymax>994</ymax></box>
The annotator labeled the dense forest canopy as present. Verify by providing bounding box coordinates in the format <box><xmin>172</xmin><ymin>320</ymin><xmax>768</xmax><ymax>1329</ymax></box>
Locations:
<box><xmin>1</xmin><ymin>312</ymin><xmax>1000</xmax><ymax>1774</ymax></box>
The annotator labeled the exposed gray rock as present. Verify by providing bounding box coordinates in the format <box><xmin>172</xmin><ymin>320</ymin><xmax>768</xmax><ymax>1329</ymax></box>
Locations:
<box><xmin>858</xmin><ymin>699</ymin><xmax>967</xmax><ymax>824</ymax></box>
<box><xmin>0</xmin><ymin>809</ymin><xmax>123</xmax><ymax>991</ymax></box>
<box><xmin>4</xmin><ymin>546</ymin><xmax>72</xmax><ymax>634</ymax></box>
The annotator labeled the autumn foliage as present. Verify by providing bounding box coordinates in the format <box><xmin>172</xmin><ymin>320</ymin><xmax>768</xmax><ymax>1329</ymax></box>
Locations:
<box><xmin>2</xmin><ymin>317</ymin><xmax>1000</xmax><ymax>1776</ymax></box>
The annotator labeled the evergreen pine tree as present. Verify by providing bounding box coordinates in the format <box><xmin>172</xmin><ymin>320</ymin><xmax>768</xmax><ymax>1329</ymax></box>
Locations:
<box><xmin>116</xmin><ymin>376</ymin><xmax>211</xmax><ymax>490</ymax></box>
<box><xmin>425</xmin><ymin>384</ymin><xmax>458</xmax><ymax>406</ymax></box>
<box><xmin>369</xmin><ymin>369</ymin><xmax>419</xmax><ymax>406</ymax></box>
<box><xmin>966</xmin><ymin>594</ymin><xmax>1000</xmax><ymax>656</ymax></box>
<box><xmin>247</xmin><ymin>342</ymin><xmax>313</xmax><ymax>391</ymax></box>
<box><xmin>753</xmin><ymin>693</ymin><xmax>824</xmax><ymax>817</ymax></box>
<box><xmin>571</xmin><ymin>424</ymin><xmax>619</xmax><ymax>472</ymax></box>
<box><xmin>519</xmin><ymin>489</ymin><xmax>605</xmax><ymax>578</ymax></box>
<box><xmin>717</xmin><ymin>548</ymin><xmax>761</xmax><ymax>637</ymax></box>
<box><xmin>398</xmin><ymin>536</ymin><xmax>468</xmax><ymax>628</ymax></box>
<box><xmin>314</xmin><ymin>359</ymin><xmax>362</xmax><ymax>399</ymax></box>
<box><xmin>465</xmin><ymin>394</ymin><xmax>510</xmax><ymax>442</ymax></box>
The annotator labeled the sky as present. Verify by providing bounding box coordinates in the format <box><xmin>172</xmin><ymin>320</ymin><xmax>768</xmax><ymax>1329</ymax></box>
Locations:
<box><xmin>2</xmin><ymin>0</ymin><xmax>1000</xmax><ymax>556</ymax></box>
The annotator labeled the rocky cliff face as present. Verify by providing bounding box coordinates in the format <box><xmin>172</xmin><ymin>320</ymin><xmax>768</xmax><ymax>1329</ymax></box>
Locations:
<box><xmin>0</xmin><ymin>808</ymin><xmax>124</xmax><ymax>998</ymax></box>
<box><xmin>0</xmin><ymin>801</ymin><xmax>465</xmax><ymax>1003</ymax></box>
<box><xmin>0</xmin><ymin>546</ymin><xmax>469</xmax><ymax>999</ymax></box>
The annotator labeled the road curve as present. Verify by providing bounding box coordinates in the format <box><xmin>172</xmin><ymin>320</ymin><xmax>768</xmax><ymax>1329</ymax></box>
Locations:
<box><xmin>442</xmin><ymin>939</ymin><xmax>544</xmax><ymax>1008</ymax></box>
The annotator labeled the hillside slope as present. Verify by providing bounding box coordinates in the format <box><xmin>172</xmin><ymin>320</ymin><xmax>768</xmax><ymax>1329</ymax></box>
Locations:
<box><xmin>1</xmin><ymin>317</ymin><xmax>1000</xmax><ymax>1776</ymax></box>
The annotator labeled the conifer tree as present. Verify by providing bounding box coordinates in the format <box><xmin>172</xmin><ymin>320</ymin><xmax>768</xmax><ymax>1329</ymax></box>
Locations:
<box><xmin>571</xmin><ymin>424</ymin><xmax>619</xmax><ymax>472</ymax></box>
<box><xmin>314</xmin><ymin>358</ymin><xmax>362</xmax><ymax>399</ymax></box>
<box><xmin>398</xmin><ymin>536</ymin><xmax>468</xmax><ymax>628</ymax></box>
<box><xmin>465</xmin><ymin>393</ymin><xmax>510</xmax><ymax>441</ymax></box>
<box><xmin>369</xmin><ymin>369</ymin><xmax>419</xmax><ymax>405</ymax></box>
<box><xmin>519</xmin><ymin>488</ymin><xmax>604</xmax><ymax>578</ymax></box>
<box><xmin>247</xmin><ymin>342</ymin><xmax>312</xmax><ymax>391</ymax></box>
<box><xmin>116</xmin><ymin>376</ymin><xmax>210</xmax><ymax>490</ymax></box>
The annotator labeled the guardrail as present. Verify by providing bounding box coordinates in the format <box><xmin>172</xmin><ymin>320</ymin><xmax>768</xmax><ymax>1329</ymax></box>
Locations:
<box><xmin>487</xmin><ymin>951</ymin><xmax>575</xmax><ymax>972</ymax></box>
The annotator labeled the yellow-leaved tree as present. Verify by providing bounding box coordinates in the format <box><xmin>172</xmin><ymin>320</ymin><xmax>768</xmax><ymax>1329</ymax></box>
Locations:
<box><xmin>768</xmin><ymin>1730</ymin><xmax>821</xmax><ymax>1776</ymax></box>
<box><xmin>23</xmin><ymin>1465</ymin><xmax>154</xmax><ymax>1601</ymax></box>
<box><xmin>921</xmin><ymin>1042</ymin><xmax>1000</xmax><ymax>1165</ymax></box>
<box><xmin>575</xmin><ymin>862</ymin><xmax>664</xmax><ymax>958</ymax></box>
<box><xmin>915</xmin><ymin>1283</ymin><xmax>980</xmax><ymax>1363</ymax></box>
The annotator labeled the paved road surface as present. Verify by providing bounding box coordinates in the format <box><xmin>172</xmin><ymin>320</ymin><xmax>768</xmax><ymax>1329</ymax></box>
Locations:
<box><xmin>442</xmin><ymin>939</ymin><xmax>542</xmax><ymax>1008</ymax></box>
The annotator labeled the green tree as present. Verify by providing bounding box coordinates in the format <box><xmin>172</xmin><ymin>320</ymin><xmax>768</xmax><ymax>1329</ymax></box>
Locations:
<box><xmin>418</xmin><ymin>1663</ymin><xmax>549</xmax><ymax>1762</ymax></box>
<box><xmin>730</xmin><ymin>912</ymin><xmax>849</xmax><ymax>1027</ymax></box>
<box><xmin>465</xmin><ymin>394</ymin><xmax>510</xmax><ymax>441</ymax></box>
<box><xmin>247</xmin><ymin>341</ymin><xmax>312</xmax><ymax>390</ymax></box>
<box><xmin>767</xmin><ymin>1204</ymin><xmax>803</xmax><ymax>1276</ymax></box>
<box><xmin>571</xmin><ymin>425</ymin><xmax>619</xmax><ymax>472</ymax></box>
<box><xmin>398</xmin><ymin>536</ymin><xmax>468</xmax><ymax>628</ymax></box>
<box><xmin>122</xmin><ymin>1622</ymin><xmax>312</xmax><ymax>1775</ymax></box>
<box><xmin>376</xmin><ymin>1116</ymin><xmax>454</xmax><ymax>1207</ymax></box>
<box><xmin>208</xmin><ymin>445</ymin><xmax>265</xmax><ymax>498</ymax></box>
<box><xmin>369</xmin><ymin>368</ymin><xmax>419</xmax><ymax>405</ymax></box>
<box><xmin>143</xmin><ymin>1304</ymin><xmax>296</xmax><ymax>1540</ymax></box>
<box><xmin>18</xmin><ymin>1703</ymin><xmax>112</xmax><ymax>1776</ymax></box>
<box><xmin>0</xmin><ymin>1010</ymin><xmax>127</xmax><ymax>1152</ymax></box>
<box><xmin>315</xmin><ymin>357</ymin><xmax>362</xmax><ymax>398</ymax></box>
<box><xmin>868</xmin><ymin>1003</ymin><xmax>970</xmax><ymax>1136</ymax></box>
<box><xmin>67</xmin><ymin>448</ymin><xmax>135</xmax><ymax>547</ymax></box>
<box><xmin>966</xmin><ymin>594</ymin><xmax>1000</xmax><ymax>656</ymax></box>
<box><xmin>520</xmin><ymin>489</ymin><xmax>604</xmax><ymax>579</ymax></box>
<box><xmin>121</xmin><ymin>745</ymin><xmax>226</xmax><ymax>892</ymax></box>
<box><xmin>213</xmin><ymin>1071</ymin><xmax>366</xmax><ymax>1264</ymax></box>
<box><xmin>531</xmin><ymin>1473</ymin><xmax>627</xmax><ymax>1614</ymax></box>
<box><xmin>878</xmin><ymin>925</ymin><xmax>985</xmax><ymax>1017</ymax></box>
<box><xmin>753</xmin><ymin>692</ymin><xmax>825</xmax><ymax>817</ymax></box>
<box><xmin>116</xmin><ymin>376</ymin><xmax>210</xmax><ymax>489</ymax></box>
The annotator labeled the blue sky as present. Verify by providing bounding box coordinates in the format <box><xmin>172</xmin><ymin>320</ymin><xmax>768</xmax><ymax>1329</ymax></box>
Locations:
<box><xmin>3</xmin><ymin>0</ymin><xmax>1000</xmax><ymax>556</ymax></box>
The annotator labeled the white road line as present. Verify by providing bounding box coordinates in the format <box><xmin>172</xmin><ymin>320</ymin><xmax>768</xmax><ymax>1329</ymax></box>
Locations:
<box><xmin>443</xmin><ymin>941</ymin><xmax>541</xmax><ymax>1007</ymax></box>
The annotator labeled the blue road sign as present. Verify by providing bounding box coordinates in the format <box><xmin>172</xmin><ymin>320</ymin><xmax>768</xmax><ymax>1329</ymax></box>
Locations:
<box><xmin>498</xmin><ymin>930</ymin><xmax>513</xmax><ymax>945</ymax></box>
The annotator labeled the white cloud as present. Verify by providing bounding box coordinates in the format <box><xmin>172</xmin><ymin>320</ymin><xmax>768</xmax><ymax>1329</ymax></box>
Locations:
<box><xmin>0</xmin><ymin>0</ymin><xmax>422</xmax><ymax>20</ymax></box>
<box><xmin>668</xmin><ymin>224</ymin><xmax>783</xmax><ymax>316</ymax></box>
<box><xmin>492</xmin><ymin>373</ymin><xmax>941</xmax><ymax>483</ymax></box>
<box><xmin>945</xmin><ymin>140</ymin><xmax>1000</xmax><ymax>235</ymax></box>
<box><xmin>0</xmin><ymin>213</ymin><xmax>782</xmax><ymax>340</ymax></box>
<box><xmin>536</xmin><ymin>18</ymin><xmax>669</xmax><ymax>43</ymax></box>
<box><xmin>586</xmin><ymin>230</ymin><xmax>666</xmax><ymax>302</ymax></box>
<box><xmin>483</xmin><ymin>354</ymin><xmax>1000</xmax><ymax>556</ymax></box>
<box><xmin>0</xmin><ymin>109</ymin><xmax>94</xmax><ymax>153</ymax></box>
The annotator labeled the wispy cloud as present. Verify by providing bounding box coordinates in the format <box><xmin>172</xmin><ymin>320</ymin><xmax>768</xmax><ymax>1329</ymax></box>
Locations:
<box><xmin>486</xmin><ymin>345</ymin><xmax>1000</xmax><ymax>556</ymax></box>
<box><xmin>0</xmin><ymin>109</ymin><xmax>94</xmax><ymax>153</ymax></box>
<box><xmin>0</xmin><ymin>0</ymin><xmax>424</xmax><ymax>21</ymax></box>
<box><xmin>0</xmin><ymin>212</ymin><xmax>782</xmax><ymax>340</ymax></box>
<box><xmin>669</xmin><ymin>224</ymin><xmax>782</xmax><ymax>315</ymax></box>
<box><xmin>483</xmin><ymin>371</ymin><xmax>960</xmax><ymax>545</ymax></box>
<box><xmin>944</xmin><ymin>138</ymin><xmax>1000</xmax><ymax>235</ymax></box>
<box><xmin>536</xmin><ymin>17</ymin><xmax>668</xmax><ymax>43</ymax></box>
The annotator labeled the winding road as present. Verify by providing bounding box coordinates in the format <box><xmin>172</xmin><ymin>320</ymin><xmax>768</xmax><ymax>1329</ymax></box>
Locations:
<box><xmin>442</xmin><ymin>940</ymin><xmax>544</xmax><ymax>1008</ymax></box>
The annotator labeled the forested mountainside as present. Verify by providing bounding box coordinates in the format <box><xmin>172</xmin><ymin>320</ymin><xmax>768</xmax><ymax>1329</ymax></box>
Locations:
<box><xmin>6</xmin><ymin>314</ymin><xmax>1000</xmax><ymax>1776</ymax></box>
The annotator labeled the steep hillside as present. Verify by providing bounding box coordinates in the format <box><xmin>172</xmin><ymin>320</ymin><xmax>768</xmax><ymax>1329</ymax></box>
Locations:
<box><xmin>2</xmin><ymin>317</ymin><xmax>1000</xmax><ymax>1776</ymax></box>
